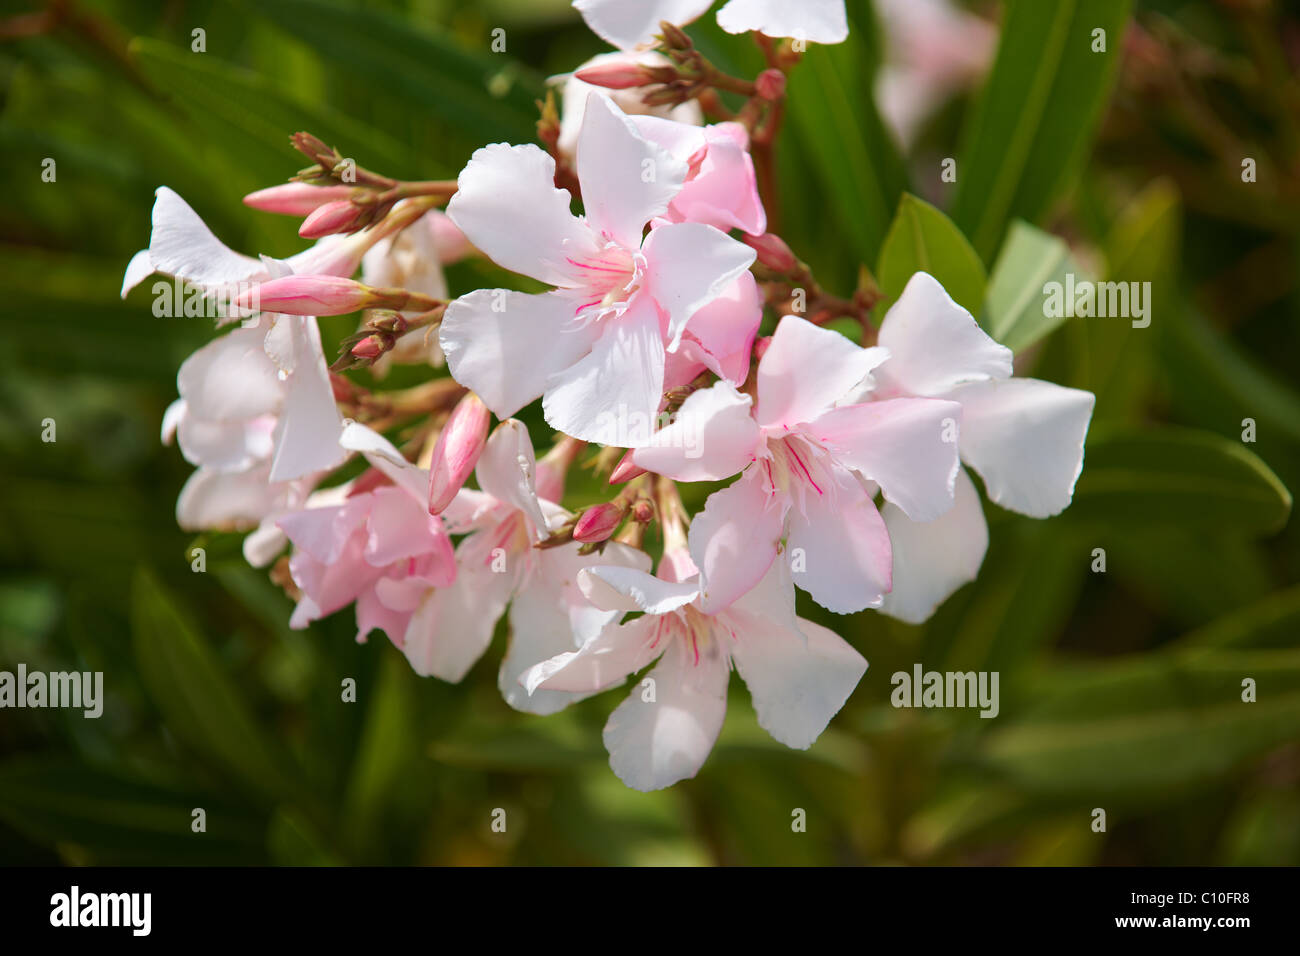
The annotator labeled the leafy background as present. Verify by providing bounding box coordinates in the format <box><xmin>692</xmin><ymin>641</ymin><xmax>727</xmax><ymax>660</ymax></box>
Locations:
<box><xmin>1</xmin><ymin>0</ymin><xmax>1298</xmax><ymax>865</ymax></box>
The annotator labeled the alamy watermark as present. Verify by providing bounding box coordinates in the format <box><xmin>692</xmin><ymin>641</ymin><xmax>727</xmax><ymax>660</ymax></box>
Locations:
<box><xmin>1043</xmin><ymin>273</ymin><xmax>1151</xmax><ymax>328</ymax></box>
<box><xmin>0</xmin><ymin>665</ymin><xmax>103</xmax><ymax>718</ymax></box>
<box><xmin>890</xmin><ymin>664</ymin><xmax>999</xmax><ymax>718</ymax></box>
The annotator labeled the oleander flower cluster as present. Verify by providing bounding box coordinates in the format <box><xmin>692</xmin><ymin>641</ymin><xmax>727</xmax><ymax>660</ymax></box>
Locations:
<box><xmin>122</xmin><ymin>2</ymin><xmax>1094</xmax><ymax>791</ymax></box>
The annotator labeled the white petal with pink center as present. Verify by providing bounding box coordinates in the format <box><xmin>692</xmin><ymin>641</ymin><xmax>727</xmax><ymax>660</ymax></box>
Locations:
<box><xmin>522</xmin><ymin>556</ymin><xmax>865</xmax><ymax>790</ymax></box>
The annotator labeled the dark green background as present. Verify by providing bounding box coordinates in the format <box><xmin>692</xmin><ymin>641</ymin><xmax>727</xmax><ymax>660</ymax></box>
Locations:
<box><xmin>1</xmin><ymin>0</ymin><xmax>1298</xmax><ymax>865</ymax></box>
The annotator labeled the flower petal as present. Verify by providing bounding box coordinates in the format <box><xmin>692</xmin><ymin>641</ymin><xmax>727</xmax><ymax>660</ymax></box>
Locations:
<box><xmin>808</xmin><ymin>397</ymin><xmax>963</xmax><ymax>522</ymax></box>
<box><xmin>446</xmin><ymin>143</ymin><xmax>597</xmax><ymax>287</ymax></box>
<box><xmin>633</xmin><ymin>381</ymin><xmax>760</xmax><ymax>482</ymax></box>
<box><xmin>268</xmin><ymin>318</ymin><xmax>346</xmax><ymax>482</ymax></box>
<box><xmin>878</xmin><ymin>466</ymin><xmax>988</xmax><ymax>624</ymax></box>
<box><xmin>440</xmin><ymin>288</ymin><xmax>600</xmax><ymax>419</ymax></box>
<box><xmin>756</xmin><ymin>314</ymin><xmax>888</xmax><ymax>428</ymax></box>
<box><xmin>642</xmin><ymin>221</ymin><xmax>756</xmax><ymax>352</ymax></box>
<box><xmin>875</xmin><ymin>271</ymin><xmax>1012</xmax><ymax>397</ymax></box>
<box><xmin>716</xmin><ymin>0</ymin><xmax>850</xmax><ymax>44</ymax></box>
<box><xmin>574</xmin><ymin>0</ymin><xmax>714</xmax><ymax>50</ymax></box>
<box><xmin>951</xmin><ymin>377</ymin><xmax>1095</xmax><ymax>518</ymax></box>
<box><xmin>787</xmin><ymin>466</ymin><xmax>892</xmax><ymax>613</ymax></box>
<box><xmin>474</xmin><ymin>420</ymin><xmax>551</xmax><ymax>541</ymax></box>
<box><xmin>689</xmin><ymin>466</ymin><xmax>785</xmax><ymax>615</ymax></box>
<box><xmin>146</xmin><ymin>187</ymin><xmax>265</xmax><ymax>289</ymax></box>
<box><xmin>500</xmin><ymin>541</ymin><xmax>649</xmax><ymax>714</ymax></box>
<box><xmin>728</xmin><ymin>610</ymin><xmax>866</xmax><ymax>749</ymax></box>
<box><xmin>542</xmin><ymin>292</ymin><xmax>666</xmax><ymax>447</ymax></box>
<box><xmin>603</xmin><ymin>635</ymin><xmax>730</xmax><ymax>791</ymax></box>
<box><xmin>522</xmin><ymin>614</ymin><xmax>662</xmax><ymax>696</ymax></box>
<box><xmin>401</xmin><ymin>530</ymin><xmax>519</xmax><ymax>681</ymax></box>
<box><xmin>577</xmin><ymin>94</ymin><xmax>687</xmax><ymax>249</ymax></box>
<box><xmin>578</xmin><ymin>565</ymin><xmax>700</xmax><ymax>614</ymax></box>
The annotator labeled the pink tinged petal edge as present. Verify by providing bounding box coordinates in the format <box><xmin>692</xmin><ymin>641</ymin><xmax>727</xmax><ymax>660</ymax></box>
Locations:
<box><xmin>689</xmin><ymin>467</ymin><xmax>786</xmax><ymax>615</ymax></box>
<box><xmin>602</xmin><ymin>636</ymin><xmax>731</xmax><ymax>792</ymax></box>
<box><xmin>875</xmin><ymin>271</ymin><xmax>1013</xmax><ymax>397</ymax></box>
<box><xmin>786</xmin><ymin>466</ymin><xmax>892</xmax><ymax>614</ymax></box>
<box><xmin>878</xmin><ymin>467</ymin><xmax>988</xmax><ymax>625</ymax></box>
<box><xmin>808</xmin><ymin>397</ymin><xmax>963</xmax><ymax>522</ymax></box>
<box><xmin>642</xmin><ymin>221</ymin><xmax>756</xmax><ymax>353</ymax></box>
<box><xmin>576</xmin><ymin>94</ymin><xmax>688</xmax><ymax>249</ymax></box>
<box><xmin>756</xmin><ymin>314</ymin><xmax>889</xmax><ymax>428</ymax></box>
<box><xmin>400</xmin><ymin>530</ymin><xmax>519</xmax><ymax>681</ymax></box>
<box><xmin>950</xmin><ymin>377</ymin><xmax>1096</xmax><ymax>518</ymax></box>
<box><xmin>726</xmin><ymin>607</ymin><xmax>866</xmax><ymax>749</ymax></box>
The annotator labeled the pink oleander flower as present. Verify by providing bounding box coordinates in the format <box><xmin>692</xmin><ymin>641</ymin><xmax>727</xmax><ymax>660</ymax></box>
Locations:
<box><xmin>556</xmin><ymin>51</ymin><xmax>703</xmax><ymax>160</ymax></box>
<box><xmin>631</xmin><ymin>116</ymin><xmax>766</xmax><ymax>236</ymax></box>
<box><xmin>276</xmin><ymin>424</ymin><xmax>457</xmax><ymax>644</ymax></box>
<box><xmin>573</xmin><ymin>0</ymin><xmax>848</xmax><ymax>51</ymax></box>
<box><xmin>634</xmin><ymin>313</ymin><xmax>964</xmax><ymax>615</ymax></box>
<box><xmin>402</xmin><ymin>420</ymin><xmax>650</xmax><ymax>714</ymax></box>
<box><xmin>521</xmin><ymin>552</ymin><xmax>866</xmax><ymax>791</ymax></box>
<box><xmin>438</xmin><ymin>95</ymin><xmax>757</xmax><ymax>447</ymax></box>
<box><xmin>864</xmin><ymin>272</ymin><xmax>1095</xmax><ymax>623</ymax></box>
<box><xmin>121</xmin><ymin>187</ymin><xmax>370</xmax><ymax>307</ymax></box>
<box><xmin>160</xmin><ymin>310</ymin><xmax>346</xmax><ymax>502</ymax></box>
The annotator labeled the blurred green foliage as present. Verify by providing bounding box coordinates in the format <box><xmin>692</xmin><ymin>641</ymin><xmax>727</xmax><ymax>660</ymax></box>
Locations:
<box><xmin>1</xmin><ymin>0</ymin><xmax>1298</xmax><ymax>866</ymax></box>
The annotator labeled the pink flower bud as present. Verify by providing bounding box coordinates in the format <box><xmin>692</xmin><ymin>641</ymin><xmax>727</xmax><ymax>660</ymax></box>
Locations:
<box><xmin>427</xmin><ymin>393</ymin><xmax>491</xmax><ymax>514</ymax></box>
<box><xmin>755</xmin><ymin>68</ymin><xmax>786</xmax><ymax>101</ymax></box>
<box><xmin>574</xmin><ymin>61</ymin><xmax>651</xmax><ymax>90</ymax></box>
<box><xmin>573</xmin><ymin>502</ymin><xmax>624</xmax><ymax>543</ymax></box>
<box><xmin>239</xmin><ymin>275</ymin><xmax>369</xmax><ymax>315</ymax></box>
<box><xmin>754</xmin><ymin>335</ymin><xmax>772</xmax><ymax>361</ymax></box>
<box><xmin>608</xmin><ymin>450</ymin><xmax>647</xmax><ymax>484</ymax></box>
<box><xmin>351</xmin><ymin>335</ymin><xmax>385</xmax><ymax>360</ymax></box>
<box><xmin>243</xmin><ymin>183</ymin><xmax>355</xmax><ymax>217</ymax></box>
<box><xmin>743</xmin><ymin>232</ymin><xmax>798</xmax><ymax>272</ymax></box>
<box><xmin>299</xmin><ymin>199</ymin><xmax>362</xmax><ymax>239</ymax></box>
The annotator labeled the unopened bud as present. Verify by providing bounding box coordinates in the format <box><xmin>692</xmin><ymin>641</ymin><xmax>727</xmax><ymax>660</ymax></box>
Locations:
<box><xmin>743</xmin><ymin>232</ymin><xmax>798</xmax><ymax>272</ymax></box>
<box><xmin>427</xmin><ymin>393</ymin><xmax>491</xmax><ymax>514</ymax></box>
<box><xmin>573</xmin><ymin>502</ymin><xmax>625</xmax><ymax>544</ymax></box>
<box><xmin>755</xmin><ymin>68</ymin><xmax>786</xmax><ymax>101</ymax></box>
<box><xmin>299</xmin><ymin>199</ymin><xmax>368</xmax><ymax>238</ymax></box>
<box><xmin>608</xmin><ymin>449</ymin><xmax>648</xmax><ymax>484</ymax></box>
<box><xmin>754</xmin><ymin>335</ymin><xmax>772</xmax><ymax>361</ymax></box>
<box><xmin>243</xmin><ymin>182</ymin><xmax>355</xmax><ymax>216</ymax></box>
<box><xmin>575</xmin><ymin>60</ymin><xmax>652</xmax><ymax>90</ymax></box>
<box><xmin>351</xmin><ymin>335</ymin><xmax>385</xmax><ymax>360</ymax></box>
<box><xmin>241</xmin><ymin>275</ymin><xmax>370</xmax><ymax>315</ymax></box>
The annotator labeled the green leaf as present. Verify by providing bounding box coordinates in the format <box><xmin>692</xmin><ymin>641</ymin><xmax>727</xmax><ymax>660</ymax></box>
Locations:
<box><xmin>128</xmin><ymin>38</ymin><xmax>415</xmax><ymax>190</ymax></box>
<box><xmin>1067</xmin><ymin>426</ymin><xmax>1293</xmax><ymax>533</ymax></box>
<box><xmin>1178</xmin><ymin>584</ymin><xmax>1300</xmax><ymax>650</ymax></box>
<box><xmin>245</xmin><ymin>0</ymin><xmax>542</xmax><ymax>150</ymax></box>
<box><xmin>983</xmin><ymin>220</ymin><xmax>1082</xmax><ymax>352</ymax></box>
<box><xmin>0</xmin><ymin>758</ymin><xmax>264</xmax><ymax>864</ymax></box>
<box><xmin>951</xmin><ymin>0</ymin><xmax>1132</xmax><ymax>259</ymax></box>
<box><xmin>130</xmin><ymin>568</ymin><xmax>302</xmax><ymax>804</ymax></box>
<box><xmin>979</xmin><ymin>647</ymin><xmax>1300</xmax><ymax>798</ymax></box>
<box><xmin>876</xmin><ymin>194</ymin><xmax>986</xmax><ymax>317</ymax></box>
<box><xmin>785</xmin><ymin>1</ymin><xmax>908</xmax><ymax>269</ymax></box>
